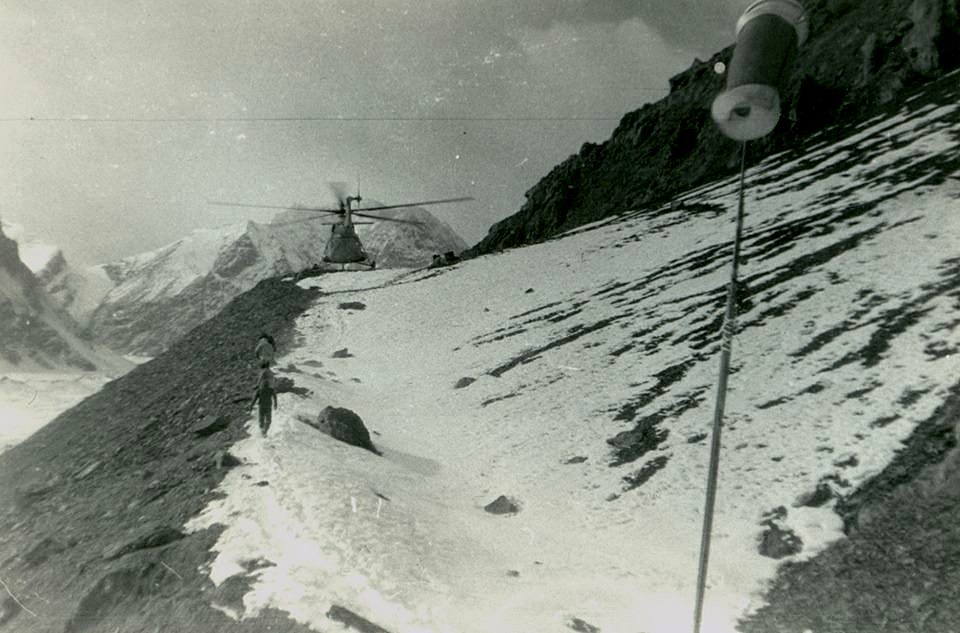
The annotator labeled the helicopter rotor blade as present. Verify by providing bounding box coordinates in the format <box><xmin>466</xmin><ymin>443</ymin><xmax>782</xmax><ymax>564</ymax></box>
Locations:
<box><xmin>250</xmin><ymin>217</ymin><xmax>374</xmax><ymax>228</ymax></box>
<box><xmin>208</xmin><ymin>200</ymin><xmax>343</xmax><ymax>215</ymax></box>
<box><xmin>351</xmin><ymin>211</ymin><xmax>426</xmax><ymax>226</ymax></box>
<box><xmin>353</xmin><ymin>196</ymin><xmax>474</xmax><ymax>212</ymax></box>
<box><xmin>253</xmin><ymin>216</ymin><xmax>337</xmax><ymax>228</ymax></box>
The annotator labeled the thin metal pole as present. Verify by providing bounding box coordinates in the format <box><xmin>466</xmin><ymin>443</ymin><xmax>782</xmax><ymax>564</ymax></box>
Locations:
<box><xmin>693</xmin><ymin>141</ymin><xmax>748</xmax><ymax>633</ymax></box>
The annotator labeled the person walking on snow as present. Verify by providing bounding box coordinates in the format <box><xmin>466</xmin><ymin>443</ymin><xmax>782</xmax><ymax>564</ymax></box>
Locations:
<box><xmin>250</xmin><ymin>363</ymin><xmax>278</xmax><ymax>436</ymax></box>
<box><xmin>254</xmin><ymin>333</ymin><xmax>276</xmax><ymax>367</ymax></box>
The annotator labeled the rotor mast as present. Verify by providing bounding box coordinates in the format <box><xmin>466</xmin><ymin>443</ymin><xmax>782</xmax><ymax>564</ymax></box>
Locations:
<box><xmin>344</xmin><ymin>195</ymin><xmax>359</xmax><ymax>226</ymax></box>
<box><xmin>343</xmin><ymin>184</ymin><xmax>362</xmax><ymax>226</ymax></box>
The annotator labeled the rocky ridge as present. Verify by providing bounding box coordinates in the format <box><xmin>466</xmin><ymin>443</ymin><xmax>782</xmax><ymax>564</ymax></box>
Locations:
<box><xmin>466</xmin><ymin>0</ymin><xmax>960</xmax><ymax>256</ymax></box>
<box><xmin>0</xmin><ymin>276</ymin><xmax>321</xmax><ymax>633</ymax></box>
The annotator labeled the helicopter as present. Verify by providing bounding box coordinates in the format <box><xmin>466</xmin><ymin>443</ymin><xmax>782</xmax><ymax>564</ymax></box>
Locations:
<box><xmin>209</xmin><ymin>182</ymin><xmax>472</xmax><ymax>271</ymax></box>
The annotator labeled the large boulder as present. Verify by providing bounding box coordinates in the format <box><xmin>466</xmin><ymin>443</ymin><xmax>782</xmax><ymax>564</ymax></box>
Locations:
<box><xmin>310</xmin><ymin>406</ymin><xmax>380</xmax><ymax>455</ymax></box>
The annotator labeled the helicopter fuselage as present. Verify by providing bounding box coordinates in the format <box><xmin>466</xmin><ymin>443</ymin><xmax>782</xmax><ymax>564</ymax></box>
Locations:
<box><xmin>323</xmin><ymin>201</ymin><xmax>371</xmax><ymax>265</ymax></box>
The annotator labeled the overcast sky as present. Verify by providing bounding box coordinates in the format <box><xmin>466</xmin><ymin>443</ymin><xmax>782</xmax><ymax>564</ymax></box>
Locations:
<box><xmin>0</xmin><ymin>1</ymin><xmax>749</xmax><ymax>266</ymax></box>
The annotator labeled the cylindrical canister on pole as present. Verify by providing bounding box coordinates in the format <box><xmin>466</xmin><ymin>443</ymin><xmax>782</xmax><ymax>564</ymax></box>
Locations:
<box><xmin>711</xmin><ymin>0</ymin><xmax>808</xmax><ymax>141</ymax></box>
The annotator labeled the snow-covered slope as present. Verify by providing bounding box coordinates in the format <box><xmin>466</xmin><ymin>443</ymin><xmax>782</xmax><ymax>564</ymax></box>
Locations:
<box><xmin>0</xmin><ymin>372</ymin><xmax>115</xmax><ymax>454</ymax></box>
<box><xmin>58</xmin><ymin>204</ymin><xmax>466</xmax><ymax>356</ymax></box>
<box><xmin>185</xmin><ymin>80</ymin><xmax>960</xmax><ymax>632</ymax></box>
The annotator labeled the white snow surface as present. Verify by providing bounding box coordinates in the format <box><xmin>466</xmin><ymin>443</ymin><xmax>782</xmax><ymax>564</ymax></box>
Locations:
<box><xmin>187</xmin><ymin>94</ymin><xmax>960</xmax><ymax>633</ymax></box>
<box><xmin>0</xmin><ymin>372</ymin><xmax>113</xmax><ymax>454</ymax></box>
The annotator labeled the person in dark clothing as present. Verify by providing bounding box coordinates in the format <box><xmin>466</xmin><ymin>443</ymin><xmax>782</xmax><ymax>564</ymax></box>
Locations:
<box><xmin>249</xmin><ymin>363</ymin><xmax>278</xmax><ymax>436</ymax></box>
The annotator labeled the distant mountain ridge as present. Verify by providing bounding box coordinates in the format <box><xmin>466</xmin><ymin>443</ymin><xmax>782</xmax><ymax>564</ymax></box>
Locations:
<box><xmin>39</xmin><ymin>203</ymin><xmax>467</xmax><ymax>356</ymax></box>
<box><xmin>466</xmin><ymin>0</ymin><xmax>960</xmax><ymax>256</ymax></box>
<box><xmin>0</xmin><ymin>222</ymin><xmax>129</xmax><ymax>373</ymax></box>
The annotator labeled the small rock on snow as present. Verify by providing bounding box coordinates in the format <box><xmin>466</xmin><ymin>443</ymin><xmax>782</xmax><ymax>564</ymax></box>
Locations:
<box><xmin>484</xmin><ymin>495</ymin><xmax>520</xmax><ymax>515</ymax></box>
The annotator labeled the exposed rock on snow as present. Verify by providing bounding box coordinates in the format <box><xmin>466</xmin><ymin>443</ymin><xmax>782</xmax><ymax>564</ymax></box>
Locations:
<box><xmin>306</xmin><ymin>406</ymin><xmax>380</xmax><ymax>455</ymax></box>
<box><xmin>214</xmin><ymin>450</ymin><xmax>243</xmax><ymax>470</ymax></box>
<box><xmin>794</xmin><ymin>482</ymin><xmax>835</xmax><ymax>508</ymax></box>
<box><xmin>566</xmin><ymin>616</ymin><xmax>601</xmax><ymax>633</ymax></box>
<box><xmin>453</xmin><ymin>376</ymin><xmax>475</xmax><ymax>389</ymax></box>
<box><xmin>483</xmin><ymin>495</ymin><xmax>520</xmax><ymax>515</ymax></box>
<box><xmin>327</xmin><ymin>604</ymin><xmax>393</xmax><ymax>633</ymax></box>
<box><xmin>758</xmin><ymin>520</ymin><xmax>804</xmax><ymax>559</ymax></box>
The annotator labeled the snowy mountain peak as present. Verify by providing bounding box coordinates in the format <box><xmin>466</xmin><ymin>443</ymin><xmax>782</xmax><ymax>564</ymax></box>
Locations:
<box><xmin>0</xmin><ymin>220</ymin><xmax>60</xmax><ymax>277</ymax></box>
<box><xmin>44</xmin><ymin>204</ymin><xmax>468</xmax><ymax>355</ymax></box>
<box><xmin>0</xmin><ymin>222</ymin><xmax>130</xmax><ymax>374</ymax></box>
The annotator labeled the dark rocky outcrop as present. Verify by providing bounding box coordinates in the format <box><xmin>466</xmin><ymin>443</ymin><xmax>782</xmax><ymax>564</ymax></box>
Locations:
<box><xmin>0</xmin><ymin>277</ymin><xmax>321</xmax><ymax>633</ymax></box>
<box><xmin>0</xmin><ymin>224</ymin><xmax>38</xmax><ymax>291</ymax></box>
<box><xmin>304</xmin><ymin>406</ymin><xmax>380</xmax><ymax>455</ymax></box>
<box><xmin>327</xmin><ymin>604</ymin><xmax>393</xmax><ymax>633</ymax></box>
<box><xmin>794</xmin><ymin>481</ymin><xmax>835</xmax><ymax>508</ymax></box>
<box><xmin>740</xmin><ymin>382</ymin><xmax>960</xmax><ymax>632</ymax></box>
<box><xmin>758</xmin><ymin>520</ymin><xmax>804</xmax><ymax>559</ymax></box>
<box><xmin>0</xmin><ymin>223</ymin><xmax>122</xmax><ymax>372</ymax></box>
<box><xmin>466</xmin><ymin>0</ymin><xmax>960</xmax><ymax>257</ymax></box>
